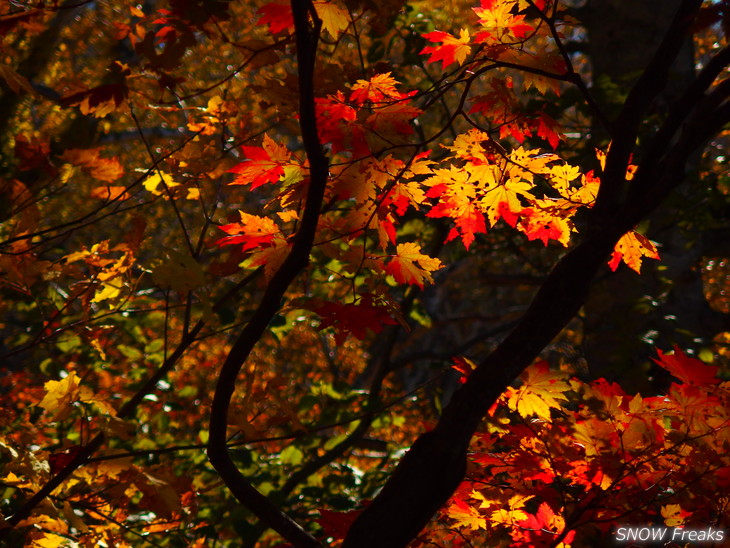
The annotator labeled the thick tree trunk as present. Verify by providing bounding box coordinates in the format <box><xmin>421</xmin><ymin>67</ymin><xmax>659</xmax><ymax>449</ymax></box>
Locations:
<box><xmin>579</xmin><ymin>0</ymin><xmax>727</xmax><ymax>385</ymax></box>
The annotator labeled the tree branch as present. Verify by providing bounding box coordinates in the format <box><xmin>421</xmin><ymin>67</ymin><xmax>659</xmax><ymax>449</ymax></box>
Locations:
<box><xmin>205</xmin><ymin>1</ymin><xmax>328</xmax><ymax>546</ymax></box>
<box><xmin>592</xmin><ymin>0</ymin><xmax>703</xmax><ymax>222</ymax></box>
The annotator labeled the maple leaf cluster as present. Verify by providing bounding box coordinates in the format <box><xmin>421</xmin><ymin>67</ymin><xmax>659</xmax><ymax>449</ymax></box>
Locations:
<box><xmin>416</xmin><ymin>349</ymin><xmax>730</xmax><ymax>547</ymax></box>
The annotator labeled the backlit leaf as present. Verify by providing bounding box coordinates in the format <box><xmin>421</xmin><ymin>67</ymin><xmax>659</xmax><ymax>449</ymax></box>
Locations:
<box><xmin>608</xmin><ymin>230</ymin><xmax>660</xmax><ymax>273</ymax></box>
<box><xmin>384</xmin><ymin>242</ymin><xmax>443</xmax><ymax>288</ymax></box>
<box><xmin>504</xmin><ymin>361</ymin><xmax>570</xmax><ymax>419</ymax></box>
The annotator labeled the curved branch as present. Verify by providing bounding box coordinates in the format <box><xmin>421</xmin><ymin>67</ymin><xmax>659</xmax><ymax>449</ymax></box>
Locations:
<box><xmin>205</xmin><ymin>1</ymin><xmax>328</xmax><ymax>546</ymax></box>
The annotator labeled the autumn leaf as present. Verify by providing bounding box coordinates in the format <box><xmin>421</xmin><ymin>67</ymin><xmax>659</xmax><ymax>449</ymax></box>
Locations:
<box><xmin>229</xmin><ymin>133</ymin><xmax>295</xmax><ymax>189</ymax></box>
<box><xmin>350</xmin><ymin>72</ymin><xmax>413</xmax><ymax>104</ymax></box>
<box><xmin>490</xmin><ymin>494</ymin><xmax>532</xmax><ymax>525</ymax></box>
<box><xmin>14</xmin><ymin>134</ymin><xmax>53</xmax><ymax>174</ymax></box>
<box><xmin>480</xmin><ymin>178</ymin><xmax>533</xmax><ymax>226</ymax></box>
<box><xmin>518</xmin><ymin>199</ymin><xmax>575</xmax><ymax>246</ymax></box>
<box><xmin>49</xmin><ymin>446</ymin><xmax>84</xmax><ymax>475</ymax></box>
<box><xmin>504</xmin><ymin>361</ymin><xmax>570</xmax><ymax>419</ymax></box>
<box><xmin>384</xmin><ymin>242</ymin><xmax>443</xmax><ymax>288</ymax></box>
<box><xmin>60</xmin><ymin>148</ymin><xmax>125</xmax><ymax>183</ymax></box>
<box><xmin>316</xmin><ymin>508</ymin><xmax>364</xmax><ymax>539</ymax></box>
<box><xmin>653</xmin><ymin>347</ymin><xmax>719</xmax><ymax>386</ymax></box>
<box><xmin>536</xmin><ymin>113</ymin><xmax>562</xmax><ymax>149</ymax></box>
<box><xmin>61</xmin><ymin>62</ymin><xmax>130</xmax><ymax>118</ymax></box>
<box><xmin>447</xmin><ymin>498</ymin><xmax>486</xmax><ymax>531</ymax></box>
<box><xmin>216</xmin><ymin>211</ymin><xmax>282</xmax><ymax>252</ymax></box>
<box><xmin>522</xmin><ymin>502</ymin><xmax>562</xmax><ymax>530</ymax></box>
<box><xmin>38</xmin><ymin>372</ymin><xmax>95</xmax><ymax>421</ymax></box>
<box><xmin>661</xmin><ymin>503</ymin><xmax>691</xmax><ymax>527</ymax></box>
<box><xmin>89</xmin><ymin>185</ymin><xmax>129</xmax><ymax>201</ymax></box>
<box><xmin>312</xmin><ymin>295</ymin><xmax>398</xmax><ymax>344</ymax></box>
<box><xmin>473</xmin><ymin>0</ymin><xmax>533</xmax><ymax>44</ymax></box>
<box><xmin>0</xmin><ymin>64</ymin><xmax>33</xmax><ymax>94</ymax></box>
<box><xmin>608</xmin><ymin>230</ymin><xmax>660</xmax><ymax>273</ymax></box>
<box><xmin>256</xmin><ymin>2</ymin><xmax>293</xmax><ymax>34</ymax></box>
<box><xmin>452</xmin><ymin>356</ymin><xmax>477</xmax><ymax>383</ymax></box>
<box><xmin>314</xmin><ymin>0</ymin><xmax>349</xmax><ymax>37</ymax></box>
<box><xmin>421</xmin><ymin>29</ymin><xmax>472</xmax><ymax>68</ymax></box>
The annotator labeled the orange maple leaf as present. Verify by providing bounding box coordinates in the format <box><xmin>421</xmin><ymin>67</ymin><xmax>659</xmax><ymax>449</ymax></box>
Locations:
<box><xmin>384</xmin><ymin>242</ymin><xmax>443</xmax><ymax>288</ymax></box>
<box><xmin>228</xmin><ymin>134</ymin><xmax>295</xmax><ymax>189</ymax></box>
<box><xmin>447</xmin><ymin>498</ymin><xmax>486</xmax><ymax>531</ymax></box>
<box><xmin>608</xmin><ymin>230</ymin><xmax>660</xmax><ymax>273</ymax></box>
<box><xmin>60</xmin><ymin>148</ymin><xmax>125</xmax><ymax>183</ymax></box>
<box><xmin>350</xmin><ymin>72</ymin><xmax>412</xmax><ymax>104</ymax></box>
<box><xmin>216</xmin><ymin>211</ymin><xmax>282</xmax><ymax>252</ymax></box>
<box><xmin>473</xmin><ymin>0</ymin><xmax>533</xmax><ymax>44</ymax></box>
<box><xmin>421</xmin><ymin>29</ymin><xmax>472</xmax><ymax>68</ymax></box>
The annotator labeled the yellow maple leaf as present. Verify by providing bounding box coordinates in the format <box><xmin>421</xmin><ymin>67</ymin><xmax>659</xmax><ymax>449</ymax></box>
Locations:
<box><xmin>549</xmin><ymin>163</ymin><xmax>581</xmax><ymax>193</ymax></box>
<box><xmin>447</xmin><ymin>498</ymin><xmax>486</xmax><ymax>531</ymax></box>
<box><xmin>504</xmin><ymin>361</ymin><xmax>570</xmax><ymax>419</ymax></box>
<box><xmin>490</xmin><ymin>494</ymin><xmax>533</xmax><ymax>524</ymax></box>
<box><xmin>662</xmin><ymin>504</ymin><xmax>690</xmax><ymax>527</ymax></box>
<box><xmin>38</xmin><ymin>372</ymin><xmax>93</xmax><ymax>420</ymax></box>
<box><xmin>142</xmin><ymin>171</ymin><xmax>181</xmax><ymax>195</ymax></box>
<box><xmin>314</xmin><ymin>0</ymin><xmax>349</xmax><ymax>37</ymax></box>
<box><xmin>443</xmin><ymin>128</ymin><xmax>493</xmax><ymax>163</ymax></box>
<box><xmin>480</xmin><ymin>177</ymin><xmax>533</xmax><ymax>226</ymax></box>
<box><xmin>608</xmin><ymin>230</ymin><xmax>660</xmax><ymax>273</ymax></box>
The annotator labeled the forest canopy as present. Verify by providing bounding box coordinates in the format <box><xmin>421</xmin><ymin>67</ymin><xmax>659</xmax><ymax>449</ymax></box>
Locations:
<box><xmin>1</xmin><ymin>0</ymin><xmax>730</xmax><ymax>546</ymax></box>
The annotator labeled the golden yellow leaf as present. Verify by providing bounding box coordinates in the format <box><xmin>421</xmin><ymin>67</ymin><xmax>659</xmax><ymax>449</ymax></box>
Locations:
<box><xmin>662</xmin><ymin>504</ymin><xmax>689</xmax><ymax>527</ymax></box>
<box><xmin>490</xmin><ymin>494</ymin><xmax>533</xmax><ymax>524</ymax></box>
<box><xmin>143</xmin><ymin>171</ymin><xmax>180</xmax><ymax>195</ymax></box>
<box><xmin>314</xmin><ymin>0</ymin><xmax>349</xmax><ymax>37</ymax></box>
<box><xmin>447</xmin><ymin>499</ymin><xmax>486</xmax><ymax>531</ymax></box>
<box><xmin>504</xmin><ymin>361</ymin><xmax>570</xmax><ymax>419</ymax></box>
<box><xmin>480</xmin><ymin>178</ymin><xmax>532</xmax><ymax>226</ymax></box>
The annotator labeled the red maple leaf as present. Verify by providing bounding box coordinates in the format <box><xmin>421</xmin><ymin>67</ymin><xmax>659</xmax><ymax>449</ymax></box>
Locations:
<box><xmin>316</xmin><ymin>509</ymin><xmax>361</xmax><ymax>539</ymax></box>
<box><xmin>49</xmin><ymin>445</ymin><xmax>84</xmax><ymax>475</ymax></box>
<box><xmin>257</xmin><ymin>2</ymin><xmax>293</xmax><ymax>34</ymax></box>
<box><xmin>313</xmin><ymin>295</ymin><xmax>398</xmax><ymax>344</ymax></box>
<box><xmin>536</xmin><ymin>112</ymin><xmax>562</xmax><ymax>149</ymax></box>
<box><xmin>653</xmin><ymin>347</ymin><xmax>719</xmax><ymax>386</ymax></box>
